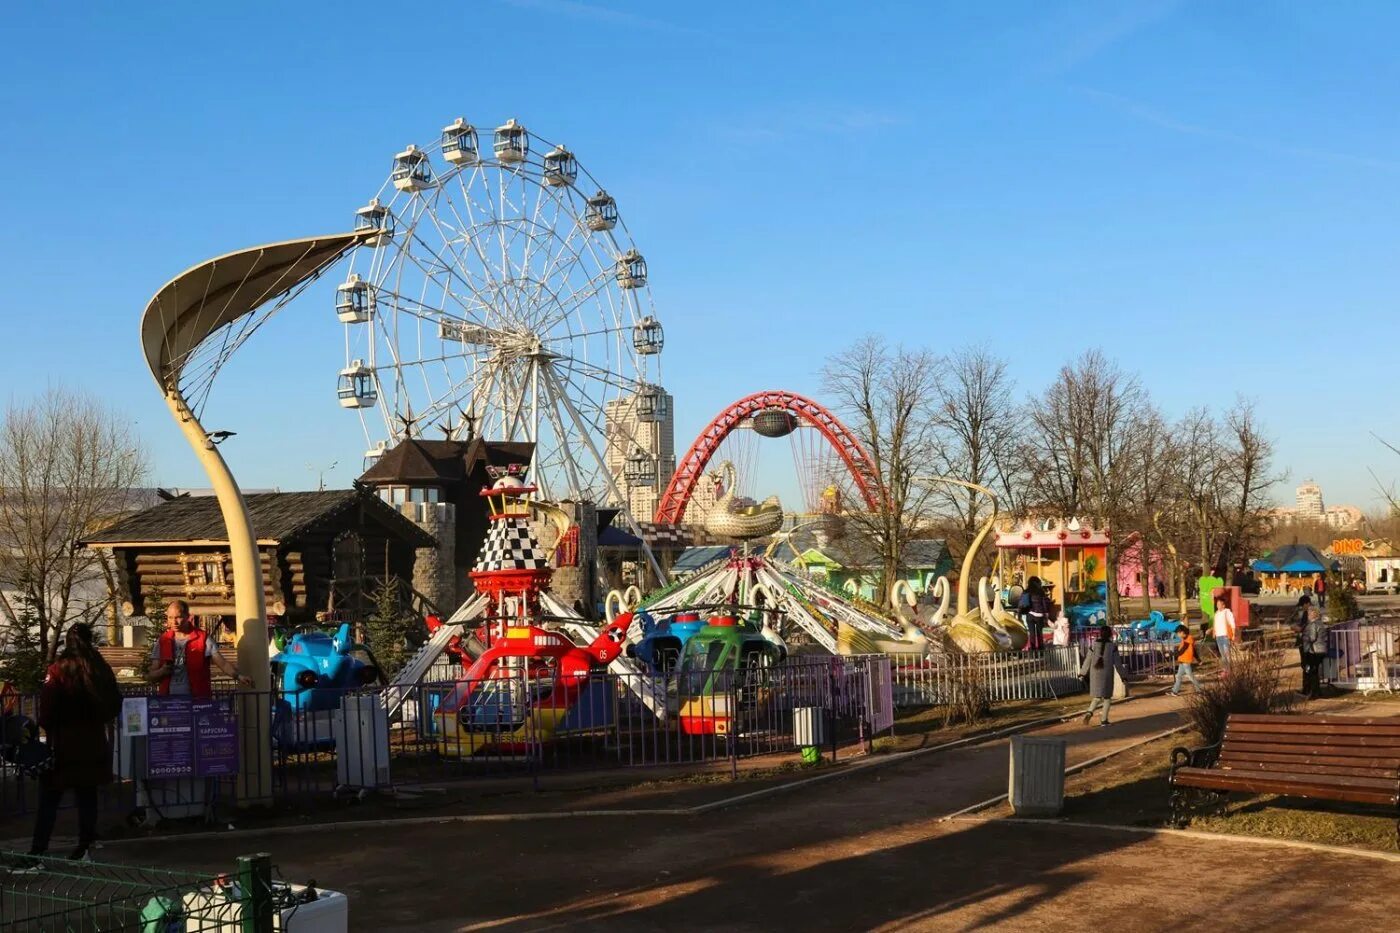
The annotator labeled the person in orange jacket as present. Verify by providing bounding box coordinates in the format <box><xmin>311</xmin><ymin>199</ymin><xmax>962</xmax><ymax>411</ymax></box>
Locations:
<box><xmin>1170</xmin><ymin>624</ymin><xmax>1203</xmax><ymax>696</ymax></box>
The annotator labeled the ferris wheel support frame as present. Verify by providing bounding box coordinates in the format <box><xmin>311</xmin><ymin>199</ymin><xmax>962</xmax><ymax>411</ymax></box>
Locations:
<box><xmin>343</xmin><ymin>118</ymin><xmax>668</xmax><ymax>586</ymax></box>
<box><xmin>541</xmin><ymin>361</ymin><xmax>665</xmax><ymax>583</ymax></box>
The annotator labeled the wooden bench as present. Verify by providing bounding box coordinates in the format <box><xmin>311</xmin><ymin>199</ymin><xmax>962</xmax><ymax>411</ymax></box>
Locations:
<box><xmin>1168</xmin><ymin>713</ymin><xmax>1400</xmax><ymax>842</ymax></box>
<box><xmin>98</xmin><ymin>647</ymin><xmax>148</xmax><ymax>677</ymax></box>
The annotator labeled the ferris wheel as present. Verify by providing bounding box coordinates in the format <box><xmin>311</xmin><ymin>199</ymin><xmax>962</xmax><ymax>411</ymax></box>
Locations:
<box><xmin>336</xmin><ymin>116</ymin><xmax>665</xmax><ymax>516</ymax></box>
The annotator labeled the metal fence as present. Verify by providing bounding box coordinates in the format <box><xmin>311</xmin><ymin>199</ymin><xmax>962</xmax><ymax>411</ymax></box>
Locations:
<box><xmin>1323</xmin><ymin>618</ymin><xmax>1400</xmax><ymax>690</ymax></box>
<box><xmin>0</xmin><ymin>634</ymin><xmax>1184</xmax><ymax>828</ymax></box>
<box><xmin>0</xmin><ymin>851</ymin><xmax>282</xmax><ymax>932</ymax></box>
<box><xmin>0</xmin><ymin>656</ymin><xmax>893</xmax><ymax>822</ymax></box>
<box><xmin>887</xmin><ymin>646</ymin><xmax>1083</xmax><ymax>708</ymax></box>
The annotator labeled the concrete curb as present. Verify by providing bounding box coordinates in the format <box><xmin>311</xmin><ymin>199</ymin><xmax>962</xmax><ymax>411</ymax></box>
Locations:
<box><xmin>952</xmin><ymin>814</ymin><xmax>1400</xmax><ymax>864</ymax></box>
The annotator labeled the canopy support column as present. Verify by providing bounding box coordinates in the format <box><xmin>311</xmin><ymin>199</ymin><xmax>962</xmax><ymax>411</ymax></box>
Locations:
<box><xmin>165</xmin><ymin>390</ymin><xmax>272</xmax><ymax>805</ymax></box>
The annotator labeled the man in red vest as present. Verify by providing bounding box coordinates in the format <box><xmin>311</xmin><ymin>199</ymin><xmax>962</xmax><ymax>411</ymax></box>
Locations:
<box><xmin>146</xmin><ymin>600</ymin><xmax>252</xmax><ymax>697</ymax></box>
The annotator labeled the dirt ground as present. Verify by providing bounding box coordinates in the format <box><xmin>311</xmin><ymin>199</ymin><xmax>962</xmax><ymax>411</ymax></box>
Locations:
<box><xmin>83</xmin><ymin>688</ymin><xmax>1400</xmax><ymax>931</ymax></box>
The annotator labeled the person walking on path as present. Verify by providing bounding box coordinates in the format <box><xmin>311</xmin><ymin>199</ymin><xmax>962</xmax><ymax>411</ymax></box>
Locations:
<box><xmin>1313</xmin><ymin>575</ymin><xmax>1327</xmax><ymax>614</ymax></box>
<box><xmin>147</xmin><ymin>600</ymin><xmax>252</xmax><ymax>697</ymax></box>
<box><xmin>1213</xmin><ymin>598</ymin><xmax>1237</xmax><ymax>672</ymax></box>
<box><xmin>1079</xmin><ymin>625</ymin><xmax>1128</xmax><ymax>726</ymax></box>
<box><xmin>1017</xmin><ymin>576</ymin><xmax>1053</xmax><ymax>651</ymax></box>
<box><xmin>27</xmin><ymin>624</ymin><xmax>123</xmax><ymax>862</ymax></box>
<box><xmin>1300</xmin><ymin>601</ymin><xmax>1329</xmax><ymax>699</ymax></box>
<box><xmin>1292</xmin><ymin>596</ymin><xmax>1315</xmax><ymax>677</ymax></box>
<box><xmin>1170</xmin><ymin>624</ymin><xmax>1203</xmax><ymax>696</ymax></box>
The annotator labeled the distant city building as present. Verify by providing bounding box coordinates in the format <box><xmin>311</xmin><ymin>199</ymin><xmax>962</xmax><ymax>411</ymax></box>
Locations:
<box><xmin>1296</xmin><ymin>480</ymin><xmax>1324</xmax><ymax>519</ymax></box>
<box><xmin>1323</xmin><ymin>505</ymin><xmax>1364</xmax><ymax>529</ymax></box>
<box><xmin>1272</xmin><ymin>481</ymin><xmax>1362</xmax><ymax>529</ymax></box>
<box><xmin>604</xmin><ymin>385</ymin><xmax>675</xmax><ymax>523</ymax></box>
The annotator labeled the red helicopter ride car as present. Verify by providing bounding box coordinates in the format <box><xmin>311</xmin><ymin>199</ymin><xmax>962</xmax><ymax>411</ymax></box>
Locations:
<box><xmin>432</xmin><ymin>614</ymin><xmax>629</xmax><ymax>758</ymax></box>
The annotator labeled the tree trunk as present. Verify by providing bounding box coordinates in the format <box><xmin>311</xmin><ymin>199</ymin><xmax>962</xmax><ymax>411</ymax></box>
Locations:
<box><xmin>1105</xmin><ymin>539</ymin><xmax>1121</xmax><ymax>622</ymax></box>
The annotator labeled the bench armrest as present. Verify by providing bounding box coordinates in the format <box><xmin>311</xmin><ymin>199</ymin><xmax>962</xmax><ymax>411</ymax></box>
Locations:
<box><xmin>1170</xmin><ymin>742</ymin><xmax>1221</xmax><ymax>775</ymax></box>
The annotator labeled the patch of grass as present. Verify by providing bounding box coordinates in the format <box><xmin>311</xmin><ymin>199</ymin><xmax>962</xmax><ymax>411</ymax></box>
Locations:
<box><xmin>1190</xmin><ymin>799</ymin><xmax>1397</xmax><ymax>851</ymax></box>
<box><xmin>1047</xmin><ymin>731</ymin><xmax>1399</xmax><ymax>853</ymax></box>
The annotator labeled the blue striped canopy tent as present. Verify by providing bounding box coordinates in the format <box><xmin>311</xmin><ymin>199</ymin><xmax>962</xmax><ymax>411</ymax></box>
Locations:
<box><xmin>1251</xmin><ymin>544</ymin><xmax>1339</xmax><ymax>574</ymax></box>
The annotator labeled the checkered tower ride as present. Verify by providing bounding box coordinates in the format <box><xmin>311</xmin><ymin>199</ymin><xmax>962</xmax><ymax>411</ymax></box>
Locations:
<box><xmin>470</xmin><ymin>465</ymin><xmax>554</xmax><ymax>633</ymax></box>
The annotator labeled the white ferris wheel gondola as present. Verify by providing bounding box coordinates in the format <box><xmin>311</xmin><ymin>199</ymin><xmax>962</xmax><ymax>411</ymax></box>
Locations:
<box><xmin>337</xmin><ymin>360</ymin><xmax>377</xmax><ymax>409</ymax></box>
<box><xmin>493</xmin><ymin>119</ymin><xmax>528</xmax><ymax>164</ymax></box>
<box><xmin>391</xmin><ymin>145</ymin><xmax>434</xmax><ymax>192</ymax></box>
<box><xmin>353</xmin><ymin>199</ymin><xmax>394</xmax><ymax>246</ymax></box>
<box><xmin>338</xmin><ymin>115</ymin><xmax>666</xmax><ymax>575</ymax></box>
<box><xmin>585</xmin><ymin>190</ymin><xmax>618</xmax><ymax>231</ymax></box>
<box><xmin>441</xmin><ymin>118</ymin><xmax>479</xmax><ymax>165</ymax></box>
<box><xmin>335</xmin><ymin>274</ymin><xmax>373</xmax><ymax>324</ymax></box>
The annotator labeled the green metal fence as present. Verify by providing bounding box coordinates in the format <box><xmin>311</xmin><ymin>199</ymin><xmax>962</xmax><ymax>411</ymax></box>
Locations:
<box><xmin>1</xmin><ymin>850</ymin><xmax>275</xmax><ymax>932</ymax></box>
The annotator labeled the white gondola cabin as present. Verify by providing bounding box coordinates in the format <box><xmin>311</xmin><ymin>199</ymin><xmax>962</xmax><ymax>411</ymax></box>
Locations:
<box><xmin>335</xmin><ymin>274</ymin><xmax>374</xmax><ymax>324</ymax></box>
<box><xmin>635</xmin><ymin>384</ymin><xmax>668</xmax><ymax>422</ymax></box>
<box><xmin>585</xmin><ymin>190</ymin><xmax>618</xmax><ymax>231</ymax></box>
<box><xmin>623</xmin><ymin>449</ymin><xmax>657</xmax><ymax>487</ymax></box>
<box><xmin>632</xmin><ymin>316</ymin><xmax>663</xmax><ymax>354</ymax></box>
<box><xmin>441</xmin><ymin>118</ymin><xmax>479</xmax><ymax>165</ymax></box>
<box><xmin>391</xmin><ymin>145</ymin><xmax>433</xmax><ymax>192</ymax></box>
<box><xmin>616</xmin><ymin>249</ymin><xmax>647</xmax><ymax>289</ymax></box>
<box><xmin>338</xmin><ymin>361</ymin><xmax>377</xmax><ymax>409</ymax></box>
<box><xmin>354</xmin><ymin>199</ymin><xmax>394</xmax><ymax>246</ymax></box>
<box><xmin>493</xmin><ymin>119</ymin><xmax>528</xmax><ymax>164</ymax></box>
<box><xmin>363</xmin><ymin>441</ymin><xmax>388</xmax><ymax>470</ymax></box>
<box><xmin>542</xmin><ymin>145</ymin><xmax>578</xmax><ymax>186</ymax></box>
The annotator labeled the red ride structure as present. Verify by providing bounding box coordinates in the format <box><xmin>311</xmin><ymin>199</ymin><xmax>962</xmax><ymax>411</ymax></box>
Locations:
<box><xmin>653</xmin><ymin>390</ymin><xmax>881</xmax><ymax>525</ymax></box>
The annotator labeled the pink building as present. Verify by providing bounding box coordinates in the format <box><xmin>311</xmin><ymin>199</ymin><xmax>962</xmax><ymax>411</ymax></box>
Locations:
<box><xmin>1116</xmin><ymin>533</ymin><xmax>1167</xmax><ymax>598</ymax></box>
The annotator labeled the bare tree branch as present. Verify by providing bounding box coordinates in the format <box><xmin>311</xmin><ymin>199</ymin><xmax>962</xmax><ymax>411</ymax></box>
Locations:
<box><xmin>0</xmin><ymin>387</ymin><xmax>148</xmax><ymax>659</ymax></box>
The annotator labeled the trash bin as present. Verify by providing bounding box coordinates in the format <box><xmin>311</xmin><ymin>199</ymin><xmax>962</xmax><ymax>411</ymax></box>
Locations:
<box><xmin>794</xmin><ymin>706</ymin><xmax>826</xmax><ymax>762</ymax></box>
<box><xmin>1008</xmin><ymin>735</ymin><xmax>1066</xmax><ymax>816</ymax></box>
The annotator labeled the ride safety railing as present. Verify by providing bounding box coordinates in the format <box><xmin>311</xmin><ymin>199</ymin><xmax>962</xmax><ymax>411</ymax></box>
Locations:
<box><xmin>1072</xmin><ymin>629</ymin><xmax>1179</xmax><ymax>677</ymax></box>
<box><xmin>1322</xmin><ymin>617</ymin><xmax>1400</xmax><ymax>690</ymax></box>
<box><xmin>0</xmin><ymin>656</ymin><xmax>894</xmax><ymax>825</ymax></box>
<box><xmin>886</xmin><ymin>646</ymin><xmax>1084</xmax><ymax>708</ymax></box>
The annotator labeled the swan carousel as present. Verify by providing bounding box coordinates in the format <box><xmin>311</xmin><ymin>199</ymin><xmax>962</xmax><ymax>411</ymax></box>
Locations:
<box><xmin>836</xmin><ymin>578</ymin><xmax>930</xmax><ymax>655</ymax></box>
<box><xmin>702</xmin><ymin>461</ymin><xmax>784</xmax><ymax>540</ymax></box>
<box><xmin>920</xmin><ymin>478</ymin><xmax>1025</xmax><ymax>654</ymax></box>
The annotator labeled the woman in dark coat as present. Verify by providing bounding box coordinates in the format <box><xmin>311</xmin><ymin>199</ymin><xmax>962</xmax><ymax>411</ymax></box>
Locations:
<box><xmin>1078</xmin><ymin>625</ymin><xmax>1128</xmax><ymax>727</ymax></box>
<box><xmin>28</xmin><ymin>623</ymin><xmax>122</xmax><ymax>861</ymax></box>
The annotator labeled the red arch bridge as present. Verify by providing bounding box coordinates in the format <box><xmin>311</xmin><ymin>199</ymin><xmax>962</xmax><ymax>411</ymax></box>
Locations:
<box><xmin>653</xmin><ymin>390</ymin><xmax>880</xmax><ymax>525</ymax></box>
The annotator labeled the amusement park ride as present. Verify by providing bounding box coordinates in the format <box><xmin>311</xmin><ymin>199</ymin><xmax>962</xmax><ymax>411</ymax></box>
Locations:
<box><xmin>431</xmin><ymin>465</ymin><xmax>634</xmax><ymax>754</ymax></box>
<box><xmin>143</xmin><ymin>113</ymin><xmax>1140</xmax><ymax>777</ymax></box>
<box><xmin>333</xmin><ymin>117</ymin><xmax>667</xmax><ymax>578</ymax></box>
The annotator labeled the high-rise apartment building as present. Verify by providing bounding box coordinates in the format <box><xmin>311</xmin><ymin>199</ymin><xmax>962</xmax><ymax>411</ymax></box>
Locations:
<box><xmin>604</xmin><ymin>385</ymin><xmax>676</xmax><ymax>523</ymax></box>
<box><xmin>1295</xmin><ymin>480</ymin><xmax>1324</xmax><ymax>519</ymax></box>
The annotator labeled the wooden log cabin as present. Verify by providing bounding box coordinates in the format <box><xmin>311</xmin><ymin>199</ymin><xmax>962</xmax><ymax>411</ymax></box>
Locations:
<box><xmin>82</xmin><ymin>488</ymin><xmax>436</xmax><ymax>626</ymax></box>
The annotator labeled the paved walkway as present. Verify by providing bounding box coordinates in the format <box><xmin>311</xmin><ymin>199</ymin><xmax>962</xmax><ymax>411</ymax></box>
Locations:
<box><xmin>92</xmin><ymin>689</ymin><xmax>1400</xmax><ymax>930</ymax></box>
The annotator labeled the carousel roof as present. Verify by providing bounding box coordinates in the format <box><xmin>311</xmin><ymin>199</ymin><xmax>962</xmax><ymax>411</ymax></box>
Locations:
<box><xmin>1251</xmin><ymin>544</ymin><xmax>1336</xmax><ymax>574</ymax></box>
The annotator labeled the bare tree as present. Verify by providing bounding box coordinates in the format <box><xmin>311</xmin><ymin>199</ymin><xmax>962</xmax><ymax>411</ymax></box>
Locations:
<box><xmin>931</xmin><ymin>346</ymin><xmax>1025</xmax><ymax>578</ymax></box>
<box><xmin>1126</xmin><ymin>404</ymin><xmax>1174</xmax><ymax>614</ymax></box>
<box><xmin>821</xmin><ymin>336</ymin><xmax>941</xmax><ymax>604</ymax></box>
<box><xmin>0</xmin><ymin>388</ymin><xmax>148</xmax><ymax>660</ymax></box>
<box><xmin>1023</xmin><ymin>350</ymin><xmax>1148</xmax><ymax>620</ymax></box>
<box><xmin>1216</xmin><ymin>398</ymin><xmax>1278</xmax><ymax>582</ymax></box>
<box><xmin>1146</xmin><ymin>408</ymin><xmax>1217</xmax><ymax>619</ymax></box>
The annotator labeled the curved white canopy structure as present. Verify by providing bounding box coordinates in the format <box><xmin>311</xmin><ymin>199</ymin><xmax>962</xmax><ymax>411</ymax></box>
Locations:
<box><xmin>143</xmin><ymin>233</ymin><xmax>367</xmax><ymax>400</ymax></box>
<box><xmin>141</xmin><ymin>232</ymin><xmax>368</xmax><ymax>804</ymax></box>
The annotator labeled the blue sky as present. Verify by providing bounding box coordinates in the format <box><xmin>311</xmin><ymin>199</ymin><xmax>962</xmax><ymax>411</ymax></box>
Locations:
<box><xmin>2</xmin><ymin>1</ymin><xmax>1398</xmax><ymax>511</ymax></box>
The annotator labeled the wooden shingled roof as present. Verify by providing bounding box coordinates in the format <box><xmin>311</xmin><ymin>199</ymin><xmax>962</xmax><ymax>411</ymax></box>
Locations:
<box><xmin>82</xmin><ymin>489</ymin><xmax>436</xmax><ymax>548</ymax></box>
<box><xmin>357</xmin><ymin>438</ymin><xmax>535</xmax><ymax>485</ymax></box>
